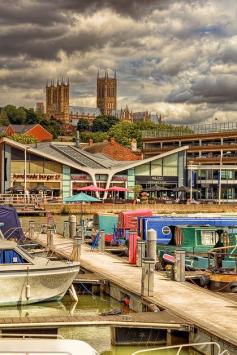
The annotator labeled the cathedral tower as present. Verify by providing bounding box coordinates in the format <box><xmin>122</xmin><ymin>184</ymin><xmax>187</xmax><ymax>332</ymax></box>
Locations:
<box><xmin>46</xmin><ymin>79</ymin><xmax>69</xmax><ymax>121</ymax></box>
<box><xmin>97</xmin><ymin>70</ymin><xmax>117</xmax><ymax>116</ymax></box>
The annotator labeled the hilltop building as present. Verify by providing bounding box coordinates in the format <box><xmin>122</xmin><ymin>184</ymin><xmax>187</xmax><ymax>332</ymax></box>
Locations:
<box><xmin>46</xmin><ymin>79</ymin><xmax>69</xmax><ymax>121</ymax></box>
<box><xmin>1</xmin><ymin>124</ymin><xmax>52</xmax><ymax>142</ymax></box>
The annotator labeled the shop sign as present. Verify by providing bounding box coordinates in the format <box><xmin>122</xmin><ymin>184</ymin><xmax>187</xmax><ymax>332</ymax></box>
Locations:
<box><xmin>71</xmin><ymin>174</ymin><xmax>91</xmax><ymax>181</ymax></box>
<box><xmin>12</xmin><ymin>173</ymin><xmax>61</xmax><ymax>180</ymax></box>
<box><xmin>136</xmin><ymin>176</ymin><xmax>178</xmax><ymax>183</ymax></box>
<box><xmin>112</xmin><ymin>175</ymin><xmax>127</xmax><ymax>181</ymax></box>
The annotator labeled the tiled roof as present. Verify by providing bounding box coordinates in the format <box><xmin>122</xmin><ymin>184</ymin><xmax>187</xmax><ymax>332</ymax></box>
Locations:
<box><xmin>53</xmin><ymin>145</ymin><xmax>107</xmax><ymax>169</ymax></box>
<box><xmin>10</xmin><ymin>124</ymin><xmax>36</xmax><ymax>133</ymax></box>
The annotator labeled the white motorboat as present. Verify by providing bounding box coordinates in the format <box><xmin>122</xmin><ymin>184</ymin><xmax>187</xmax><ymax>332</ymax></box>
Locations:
<box><xmin>0</xmin><ymin>239</ymin><xmax>80</xmax><ymax>306</ymax></box>
<box><xmin>0</xmin><ymin>338</ymin><xmax>98</xmax><ymax>355</ymax></box>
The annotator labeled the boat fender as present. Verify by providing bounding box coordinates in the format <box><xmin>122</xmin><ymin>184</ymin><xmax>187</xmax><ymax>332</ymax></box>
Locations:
<box><xmin>230</xmin><ymin>282</ymin><xmax>237</xmax><ymax>293</ymax></box>
<box><xmin>26</xmin><ymin>284</ymin><xmax>31</xmax><ymax>300</ymax></box>
<box><xmin>69</xmin><ymin>284</ymin><xmax>78</xmax><ymax>302</ymax></box>
<box><xmin>200</xmin><ymin>275</ymin><xmax>210</xmax><ymax>287</ymax></box>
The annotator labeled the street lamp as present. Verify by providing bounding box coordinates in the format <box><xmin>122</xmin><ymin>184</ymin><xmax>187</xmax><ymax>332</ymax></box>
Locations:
<box><xmin>24</xmin><ymin>147</ymin><xmax>30</xmax><ymax>200</ymax></box>
<box><xmin>218</xmin><ymin>150</ymin><xmax>231</xmax><ymax>205</ymax></box>
<box><xmin>189</xmin><ymin>160</ymin><xmax>194</xmax><ymax>202</ymax></box>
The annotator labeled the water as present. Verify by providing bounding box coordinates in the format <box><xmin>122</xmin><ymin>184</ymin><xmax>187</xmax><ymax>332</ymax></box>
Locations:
<box><xmin>17</xmin><ymin>216</ymin><xmax>196</xmax><ymax>354</ymax></box>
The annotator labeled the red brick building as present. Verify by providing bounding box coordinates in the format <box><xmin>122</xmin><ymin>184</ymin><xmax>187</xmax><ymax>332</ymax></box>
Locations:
<box><xmin>84</xmin><ymin>137</ymin><xmax>141</xmax><ymax>161</ymax></box>
<box><xmin>4</xmin><ymin>124</ymin><xmax>53</xmax><ymax>142</ymax></box>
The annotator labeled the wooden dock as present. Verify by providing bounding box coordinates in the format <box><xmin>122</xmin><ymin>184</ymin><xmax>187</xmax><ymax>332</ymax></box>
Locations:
<box><xmin>29</xmin><ymin>233</ymin><xmax>237</xmax><ymax>348</ymax></box>
<box><xmin>0</xmin><ymin>311</ymin><xmax>190</xmax><ymax>331</ymax></box>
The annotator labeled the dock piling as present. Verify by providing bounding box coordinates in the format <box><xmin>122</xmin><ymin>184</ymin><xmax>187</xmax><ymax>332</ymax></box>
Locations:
<box><xmin>137</xmin><ymin>240</ymin><xmax>146</xmax><ymax>267</ymax></box>
<box><xmin>47</xmin><ymin>227</ymin><xmax>54</xmax><ymax>250</ymax></box>
<box><xmin>147</xmin><ymin>229</ymin><xmax>157</xmax><ymax>262</ymax></box>
<box><xmin>98</xmin><ymin>230</ymin><xmax>105</xmax><ymax>252</ymax></box>
<box><xmin>29</xmin><ymin>220</ymin><xmax>35</xmax><ymax>239</ymax></box>
<box><xmin>174</xmin><ymin>249</ymin><xmax>186</xmax><ymax>282</ymax></box>
<box><xmin>69</xmin><ymin>215</ymin><xmax>77</xmax><ymax>238</ymax></box>
<box><xmin>72</xmin><ymin>237</ymin><xmax>82</xmax><ymax>261</ymax></box>
<box><xmin>141</xmin><ymin>257</ymin><xmax>155</xmax><ymax>297</ymax></box>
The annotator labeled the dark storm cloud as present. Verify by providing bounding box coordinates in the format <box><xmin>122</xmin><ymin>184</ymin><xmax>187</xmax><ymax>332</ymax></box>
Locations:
<box><xmin>168</xmin><ymin>75</ymin><xmax>237</xmax><ymax>104</ymax></box>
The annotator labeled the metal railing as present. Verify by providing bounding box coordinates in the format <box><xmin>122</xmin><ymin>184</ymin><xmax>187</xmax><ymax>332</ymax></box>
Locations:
<box><xmin>131</xmin><ymin>342</ymin><xmax>230</xmax><ymax>355</ymax></box>
<box><xmin>142</xmin><ymin>121</ymin><xmax>237</xmax><ymax>138</ymax></box>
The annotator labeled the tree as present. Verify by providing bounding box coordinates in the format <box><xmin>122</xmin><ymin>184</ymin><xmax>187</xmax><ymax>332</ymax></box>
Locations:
<box><xmin>80</xmin><ymin>131</ymin><xmax>108</xmax><ymax>143</ymax></box>
<box><xmin>108</xmin><ymin>121</ymin><xmax>140</xmax><ymax>147</ymax></box>
<box><xmin>77</xmin><ymin>118</ymin><xmax>90</xmax><ymax>132</ymax></box>
<box><xmin>10</xmin><ymin>133</ymin><xmax>37</xmax><ymax>144</ymax></box>
<box><xmin>92</xmin><ymin>115</ymin><xmax>119</xmax><ymax>132</ymax></box>
<box><xmin>3</xmin><ymin>105</ymin><xmax>27</xmax><ymax>124</ymax></box>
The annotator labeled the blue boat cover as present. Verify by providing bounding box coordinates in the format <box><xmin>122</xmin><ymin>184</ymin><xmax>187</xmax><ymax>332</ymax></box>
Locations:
<box><xmin>0</xmin><ymin>206</ymin><xmax>24</xmax><ymax>240</ymax></box>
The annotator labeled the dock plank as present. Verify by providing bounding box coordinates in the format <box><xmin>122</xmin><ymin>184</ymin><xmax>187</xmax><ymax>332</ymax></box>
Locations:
<box><xmin>29</xmin><ymin>233</ymin><xmax>237</xmax><ymax>347</ymax></box>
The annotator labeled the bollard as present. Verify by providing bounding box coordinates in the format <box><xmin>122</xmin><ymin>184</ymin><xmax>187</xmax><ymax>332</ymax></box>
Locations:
<box><xmin>147</xmin><ymin>229</ymin><xmax>157</xmax><ymax>262</ymax></box>
<box><xmin>63</xmin><ymin>220</ymin><xmax>69</xmax><ymax>238</ymax></box>
<box><xmin>137</xmin><ymin>240</ymin><xmax>146</xmax><ymax>267</ymax></box>
<box><xmin>29</xmin><ymin>220</ymin><xmax>35</xmax><ymax>239</ymax></box>
<box><xmin>128</xmin><ymin>231</ymin><xmax>137</xmax><ymax>264</ymax></box>
<box><xmin>98</xmin><ymin>230</ymin><xmax>105</xmax><ymax>252</ymax></box>
<box><xmin>72</xmin><ymin>237</ymin><xmax>82</xmax><ymax>261</ymax></box>
<box><xmin>69</xmin><ymin>215</ymin><xmax>77</xmax><ymax>239</ymax></box>
<box><xmin>174</xmin><ymin>249</ymin><xmax>186</xmax><ymax>282</ymax></box>
<box><xmin>141</xmin><ymin>257</ymin><xmax>155</xmax><ymax>297</ymax></box>
<box><xmin>47</xmin><ymin>227</ymin><xmax>54</xmax><ymax>250</ymax></box>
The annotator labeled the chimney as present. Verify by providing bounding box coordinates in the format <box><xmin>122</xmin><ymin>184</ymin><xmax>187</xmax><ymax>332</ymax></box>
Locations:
<box><xmin>110</xmin><ymin>137</ymin><xmax>115</xmax><ymax>145</ymax></box>
<box><xmin>76</xmin><ymin>130</ymin><xmax>80</xmax><ymax>148</ymax></box>
<box><xmin>89</xmin><ymin>138</ymin><xmax>93</xmax><ymax>146</ymax></box>
<box><xmin>131</xmin><ymin>138</ymin><xmax>137</xmax><ymax>151</ymax></box>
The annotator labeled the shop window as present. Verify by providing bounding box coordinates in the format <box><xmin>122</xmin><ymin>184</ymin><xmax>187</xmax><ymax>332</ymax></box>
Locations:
<box><xmin>163</xmin><ymin>166</ymin><xmax>177</xmax><ymax>176</ymax></box>
<box><xmin>29</xmin><ymin>161</ymin><xmax>44</xmax><ymax>173</ymax></box>
<box><xmin>163</xmin><ymin>154</ymin><xmax>178</xmax><ymax>167</ymax></box>
<box><xmin>44</xmin><ymin>161</ymin><xmax>61</xmax><ymax>173</ymax></box>
<box><xmin>151</xmin><ymin>165</ymin><xmax>162</xmax><ymax>175</ymax></box>
<box><xmin>135</xmin><ymin>164</ymin><xmax>150</xmax><ymax>176</ymax></box>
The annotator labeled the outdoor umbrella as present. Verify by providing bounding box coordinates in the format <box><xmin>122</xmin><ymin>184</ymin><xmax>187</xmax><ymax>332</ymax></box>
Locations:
<box><xmin>78</xmin><ymin>185</ymin><xmax>105</xmax><ymax>192</ymax></box>
<box><xmin>64</xmin><ymin>192</ymin><xmax>101</xmax><ymax>203</ymax></box>
<box><xmin>172</xmin><ymin>186</ymin><xmax>189</xmax><ymax>193</ymax></box>
<box><xmin>7</xmin><ymin>185</ymin><xmax>24</xmax><ymax>193</ymax></box>
<box><xmin>64</xmin><ymin>192</ymin><xmax>101</xmax><ymax>225</ymax></box>
<box><xmin>106</xmin><ymin>186</ymin><xmax>128</xmax><ymax>192</ymax></box>
<box><xmin>143</xmin><ymin>186</ymin><xmax>171</xmax><ymax>192</ymax></box>
<box><xmin>30</xmin><ymin>184</ymin><xmax>51</xmax><ymax>194</ymax></box>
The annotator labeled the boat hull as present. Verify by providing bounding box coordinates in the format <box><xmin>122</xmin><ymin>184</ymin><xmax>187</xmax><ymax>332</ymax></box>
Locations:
<box><xmin>0</xmin><ymin>264</ymin><xmax>79</xmax><ymax>306</ymax></box>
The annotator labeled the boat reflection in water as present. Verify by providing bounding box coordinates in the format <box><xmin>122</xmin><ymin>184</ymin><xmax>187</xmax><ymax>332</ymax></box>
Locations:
<box><xmin>0</xmin><ymin>239</ymin><xmax>80</xmax><ymax>306</ymax></box>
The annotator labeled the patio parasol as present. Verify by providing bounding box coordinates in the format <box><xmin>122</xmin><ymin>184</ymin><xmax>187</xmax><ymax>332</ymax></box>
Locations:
<box><xmin>143</xmin><ymin>186</ymin><xmax>171</xmax><ymax>192</ymax></box>
<box><xmin>7</xmin><ymin>185</ymin><xmax>25</xmax><ymax>193</ymax></box>
<box><xmin>30</xmin><ymin>184</ymin><xmax>51</xmax><ymax>194</ymax></box>
<box><xmin>106</xmin><ymin>186</ymin><xmax>128</xmax><ymax>192</ymax></box>
<box><xmin>78</xmin><ymin>185</ymin><xmax>105</xmax><ymax>192</ymax></box>
<box><xmin>64</xmin><ymin>192</ymin><xmax>101</xmax><ymax>203</ymax></box>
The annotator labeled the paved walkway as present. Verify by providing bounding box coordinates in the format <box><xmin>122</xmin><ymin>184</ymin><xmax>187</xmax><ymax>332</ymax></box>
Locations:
<box><xmin>31</xmin><ymin>233</ymin><xmax>237</xmax><ymax>347</ymax></box>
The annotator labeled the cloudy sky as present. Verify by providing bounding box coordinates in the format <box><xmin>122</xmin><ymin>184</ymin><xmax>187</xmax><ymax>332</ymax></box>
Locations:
<box><xmin>1</xmin><ymin>0</ymin><xmax>237</xmax><ymax>124</ymax></box>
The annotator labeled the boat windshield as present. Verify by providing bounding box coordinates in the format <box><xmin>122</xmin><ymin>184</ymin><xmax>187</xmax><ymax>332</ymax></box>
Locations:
<box><xmin>0</xmin><ymin>249</ymin><xmax>29</xmax><ymax>264</ymax></box>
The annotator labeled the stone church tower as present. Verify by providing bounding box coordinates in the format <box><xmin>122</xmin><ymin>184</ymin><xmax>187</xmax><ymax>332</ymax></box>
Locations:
<box><xmin>97</xmin><ymin>70</ymin><xmax>117</xmax><ymax>116</ymax></box>
<box><xmin>46</xmin><ymin>79</ymin><xmax>69</xmax><ymax>121</ymax></box>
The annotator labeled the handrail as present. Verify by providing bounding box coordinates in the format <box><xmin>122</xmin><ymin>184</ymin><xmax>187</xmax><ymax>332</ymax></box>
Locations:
<box><xmin>131</xmin><ymin>342</ymin><xmax>230</xmax><ymax>355</ymax></box>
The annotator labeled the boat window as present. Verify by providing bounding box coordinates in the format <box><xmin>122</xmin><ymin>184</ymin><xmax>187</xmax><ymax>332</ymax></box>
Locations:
<box><xmin>201</xmin><ymin>230</ymin><xmax>218</xmax><ymax>245</ymax></box>
<box><xmin>0</xmin><ymin>249</ymin><xmax>29</xmax><ymax>264</ymax></box>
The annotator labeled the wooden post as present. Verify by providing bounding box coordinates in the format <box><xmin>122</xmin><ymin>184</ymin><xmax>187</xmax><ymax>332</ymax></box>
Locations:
<box><xmin>47</xmin><ymin>227</ymin><xmax>54</xmax><ymax>250</ymax></box>
<box><xmin>141</xmin><ymin>257</ymin><xmax>155</xmax><ymax>297</ymax></box>
<box><xmin>137</xmin><ymin>240</ymin><xmax>146</xmax><ymax>267</ymax></box>
<box><xmin>29</xmin><ymin>220</ymin><xmax>35</xmax><ymax>239</ymax></box>
<box><xmin>147</xmin><ymin>229</ymin><xmax>157</xmax><ymax>262</ymax></box>
<box><xmin>69</xmin><ymin>215</ymin><xmax>77</xmax><ymax>239</ymax></box>
<box><xmin>174</xmin><ymin>249</ymin><xmax>186</xmax><ymax>282</ymax></box>
<box><xmin>98</xmin><ymin>230</ymin><xmax>105</xmax><ymax>252</ymax></box>
<box><xmin>72</xmin><ymin>237</ymin><xmax>82</xmax><ymax>261</ymax></box>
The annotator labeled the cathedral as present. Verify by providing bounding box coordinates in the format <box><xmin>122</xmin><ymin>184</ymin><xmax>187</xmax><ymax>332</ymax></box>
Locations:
<box><xmin>45</xmin><ymin>72</ymin><xmax>153</xmax><ymax>125</ymax></box>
